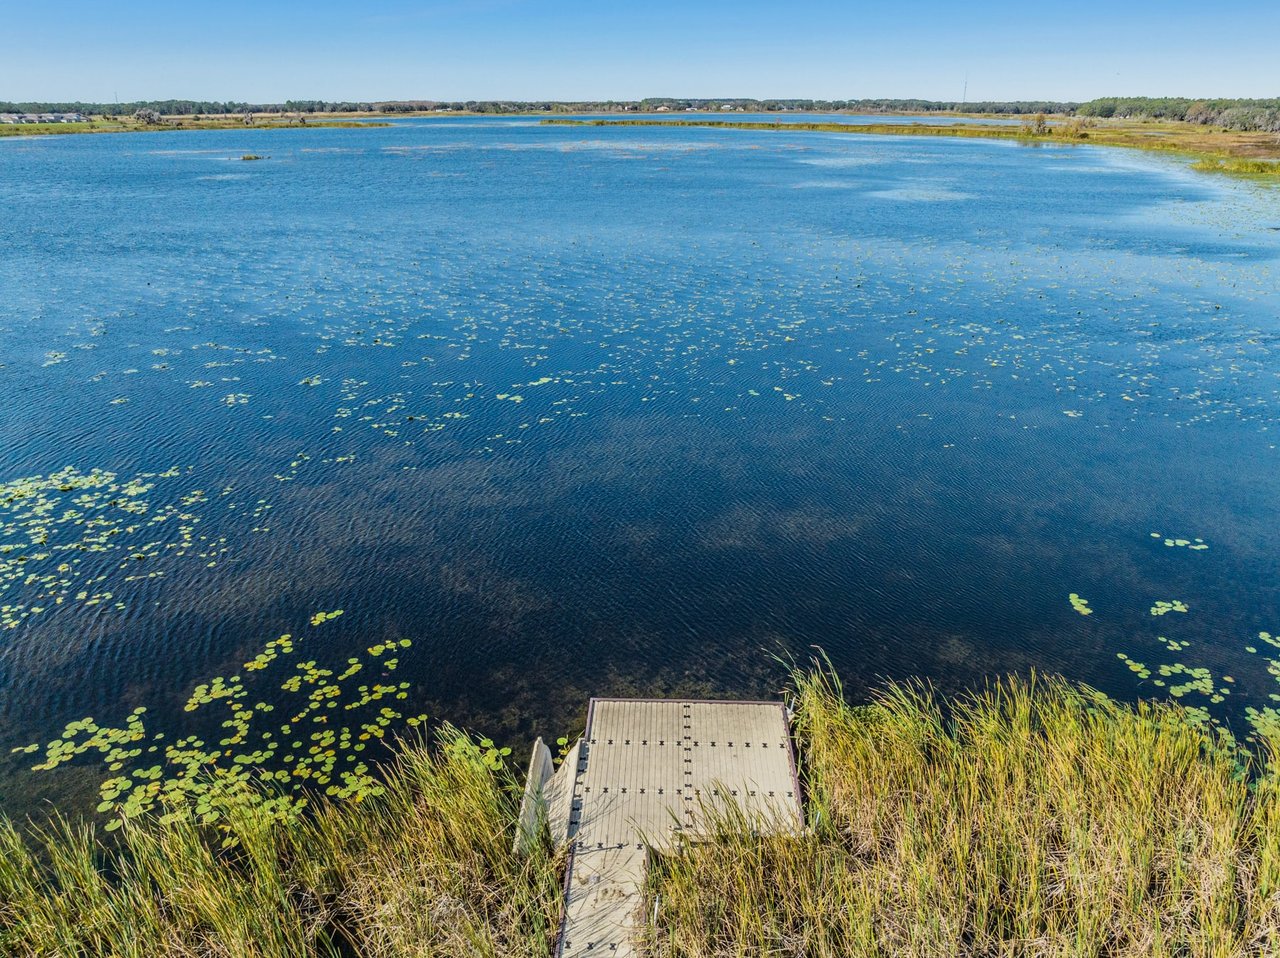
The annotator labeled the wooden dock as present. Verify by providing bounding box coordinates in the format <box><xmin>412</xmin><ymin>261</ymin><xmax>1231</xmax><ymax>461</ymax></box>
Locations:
<box><xmin>520</xmin><ymin>698</ymin><xmax>803</xmax><ymax>957</ymax></box>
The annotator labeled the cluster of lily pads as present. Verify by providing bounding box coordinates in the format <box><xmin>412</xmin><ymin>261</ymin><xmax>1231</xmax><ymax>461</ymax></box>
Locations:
<box><xmin>1150</xmin><ymin>532</ymin><xmax>1208</xmax><ymax>550</ymax></box>
<box><xmin>1058</xmin><ymin>529</ymin><xmax>1279</xmax><ymax>751</ymax></box>
<box><xmin>1068</xmin><ymin>593</ymin><xmax>1093</xmax><ymax>616</ymax></box>
<box><xmin>0</xmin><ymin>466</ymin><xmax>232</xmax><ymax>630</ymax></box>
<box><xmin>1091</xmin><ymin>537</ymin><xmax>1280</xmax><ymax>748</ymax></box>
<box><xmin>11</xmin><ymin>610</ymin><xmax>428</xmax><ymax>834</ymax></box>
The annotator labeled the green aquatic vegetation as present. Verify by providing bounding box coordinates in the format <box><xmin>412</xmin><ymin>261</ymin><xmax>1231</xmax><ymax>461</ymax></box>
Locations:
<box><xmin>5</xmin><ymin>670</ymin><xmax>1280</xmax><ymax>957</ymax></box>
<box><xmin>12</xmin><ymin>610</ymin><xmax>427</xmax><ymax>834</ymax></box>
<box><xmin>1109</xmin><ymin>582</ymin><xmax>1280</xmax><ymax>741</ymax></box>
<box><xmin>1245</xmin><ymin>706</ymin><xmax>1280</xmax><ymax>740</ymax></box>
<box><xmin>1190</xmin><ymin>157</ymin><xmax>1280</xmax><ymax>177</ymax></box>
<box><xmin>1150</xmin><ymin>531</ymin><xmax>1208</xmax><ymax>550</ymax></box>
<box><xmin>1068</xmin><ymin>593</ymin><xmax>1093</xmax><ymax>615</ymax></box>
<box><xmin>1154</xmin><ymin>663</ymin><xmax>1219</xmax><ymax>701</ymax></box>
<box><xmin>0</xmin><ymin>465</ymin><xmax>230</xmax><ymax>629</ymax></box>
<box><xmin>1116</xmin><ymin>652</ymin><xmax>1151</xmax><ymax>679</ymax></box>
<box><xmin>0</xmin><ymin>723</ymin><xmax>558</xmax><ymax>958</ymax></box>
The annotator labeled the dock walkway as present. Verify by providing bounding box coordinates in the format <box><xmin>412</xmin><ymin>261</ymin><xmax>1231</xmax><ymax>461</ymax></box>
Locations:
<box><xmin>535</xmin><ymin>698</ymin><xmax>801</xmax><ymax>957</ymax></box>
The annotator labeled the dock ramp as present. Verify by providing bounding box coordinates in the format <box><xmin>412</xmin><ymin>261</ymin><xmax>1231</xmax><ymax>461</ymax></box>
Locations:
<box><xmin>520</xmin><ymin>698</ymin><xmax>802</xmax><ymax>957</ymax></box>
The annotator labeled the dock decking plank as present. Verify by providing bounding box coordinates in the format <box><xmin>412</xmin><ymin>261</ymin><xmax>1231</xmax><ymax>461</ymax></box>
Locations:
<box><xmin>555</xmin><ymin>698</ymin><xmax>801</xmax><ymax>956</ymax></box>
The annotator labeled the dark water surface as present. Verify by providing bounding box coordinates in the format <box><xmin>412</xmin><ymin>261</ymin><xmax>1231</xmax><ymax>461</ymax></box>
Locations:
<box><xmin>2</xmin><ymin>117</ymin><xmax>1278</xmax><ymax>818</ymax></box>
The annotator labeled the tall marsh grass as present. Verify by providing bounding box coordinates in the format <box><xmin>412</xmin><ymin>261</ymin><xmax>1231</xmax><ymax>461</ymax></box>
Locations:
<box><xmin>650</xmin><ymin>670</ymin><xmax>1280</xmax><ymax>957</ymax></box>
<box><xmin>4</xmin><ymin>673</ymin><xmax>1278</xmax><ymax>956</ymax></box>
<box><xmin>0</xmin><ymin>727</ymin><xmax>562</xmax><ymax>957</ymax></box>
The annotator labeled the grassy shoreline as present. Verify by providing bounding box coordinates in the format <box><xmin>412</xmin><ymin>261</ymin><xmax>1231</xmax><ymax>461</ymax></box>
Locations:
<box><xmin>543</xmin><ymin>117</ymin><xmax>1280</xmax><ymax>179</ymax></box>
<box><xmin>3</xmin><ymin>668</ymin><xmax>1278</xmax><ymax>956</ymax></box>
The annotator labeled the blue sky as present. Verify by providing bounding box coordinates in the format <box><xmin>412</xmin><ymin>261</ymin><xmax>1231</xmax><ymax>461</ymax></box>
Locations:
<box><xmin>3</xmin><ymin>0</ymin><xmax>1278</xmax><ymax>103</ymax></box>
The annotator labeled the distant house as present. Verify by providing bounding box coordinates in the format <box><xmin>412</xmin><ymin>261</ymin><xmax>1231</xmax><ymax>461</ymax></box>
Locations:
<box><xmin>0</xmin><ymin>114</ymin><xmax>17</xmax><ymax>124</ymax></box>
<box><xmin>655</xmin><ymin>105</ymin><xmax>670</xmax><ymax>112</ymax></box>
<box><xmin>720</xmin><ymin>104</ymin><xmax>734</xmax><ymax>111</ymax></box>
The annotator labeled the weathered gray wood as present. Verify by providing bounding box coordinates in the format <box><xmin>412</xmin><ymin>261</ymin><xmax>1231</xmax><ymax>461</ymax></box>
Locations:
<box><xmin>514</xmin><ymin>736</ymin><xmax>555</xmax><ymax>857</ymax></box>
<box><xmin>545</xmin><ymin>737</ymin><xmax>581</xmax><ymax>847</ymax></box>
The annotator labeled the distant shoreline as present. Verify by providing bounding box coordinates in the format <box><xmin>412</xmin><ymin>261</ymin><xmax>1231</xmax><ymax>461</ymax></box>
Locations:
<box><xmin>0</xmin><ymin>115</ymin><xmax>392</xmax><ymax>138</ymax></box>
<box><xmin>0</xmin><ymin>108</ymin><xmax>1039</xmax><ymax>140</ymax></box>
<box><xmin>5</xmin><ymin>110</ymin><xmax>1277</xmax><ymax>181</ymax></box>
<box><xmin>543</xmin><ymin>117</ymin><xmax>1280</xmax><ymax>180</ymax></box>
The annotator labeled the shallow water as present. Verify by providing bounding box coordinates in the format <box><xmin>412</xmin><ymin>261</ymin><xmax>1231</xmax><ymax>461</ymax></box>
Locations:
<box><xmin>2</xmin><ymin>117</ymin><xmax>1279</xmax><ymax>819</ymax></box>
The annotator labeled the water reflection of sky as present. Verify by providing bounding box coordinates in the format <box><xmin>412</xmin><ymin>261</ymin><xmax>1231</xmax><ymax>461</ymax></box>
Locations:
<box><xmin>1</xmin><ymin>118</ymin><xmax>1278</xmax><ymax>818</ymax></box>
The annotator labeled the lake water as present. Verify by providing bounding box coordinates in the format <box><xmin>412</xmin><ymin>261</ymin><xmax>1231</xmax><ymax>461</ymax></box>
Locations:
<box><xmin>2</xmin><ymin>117</ymin><xmax>1279</xmax><ymax>820</ymax></box>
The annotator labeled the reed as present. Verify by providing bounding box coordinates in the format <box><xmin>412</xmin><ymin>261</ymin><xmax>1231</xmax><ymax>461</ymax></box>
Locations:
<box><xmin>649</xmin><ymin>668</ymin><xmax>1280</xmax><ymax>956</ymax></box>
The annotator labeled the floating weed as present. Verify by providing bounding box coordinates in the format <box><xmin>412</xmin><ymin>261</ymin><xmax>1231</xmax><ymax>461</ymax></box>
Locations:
<box><xmin>1116</xmin><ymin>652</ymin><xmax>1151</xmax><ymax>679</ymax></box>
<box><xmin>476</xmin><ymin>737</ymin><xmax>513</xmax><ymax>771</ymax></box>
<box><xmin>0</xmin><ymin>465</ymin><xmax>231</xmax><ymax>629</ymax></box>
<box><xmin>1111</xmin><ymin>582</ymin><xmax>1280</xmax><ymax>744</ymax></box>
<box><xmin>1153</xmin><ymin>663</ymin><xmax>1216</xmax><ymax>699</ymax></box>
<box><xmin>1069</xmin><ymin>593</ymin><xmax>1093</xmax><ymax>616</ymax></box>
<box><xmin>1150</xmin><ymin>532</ymin><xmax>1209</xmax><ymax>550</ymax></box>
<box><xmin>13</xmin><ymin>610</ymin><xmax>427</xmax><ymax>837</ymax></box>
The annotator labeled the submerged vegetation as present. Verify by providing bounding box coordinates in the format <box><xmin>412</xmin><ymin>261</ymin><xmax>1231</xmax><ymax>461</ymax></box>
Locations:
<box><xmin>4</xmin><ymin>668</ymin><xmax>1280</xmax><ymax>956</ymax></box>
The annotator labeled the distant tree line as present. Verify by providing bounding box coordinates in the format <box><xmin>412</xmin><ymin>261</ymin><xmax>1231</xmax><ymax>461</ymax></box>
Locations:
<box><xmin>4</xmin><ymin>97</ymin><xmax>1278</xmax><ymax>131</ymax></box>
<box><xmin>1077</xmin><ymin>97</ymin><xmax>1280</xmax><ymax>132</ymax></box>
<box><xmin>0</xmin><ymin>100</ymin><xmax>377</xmax><ymax>116</ymax></box>
<box><xmin>0</xmin><ymin>97</ymin><xmax>1081</xmax><ymax>116</ymax></box>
